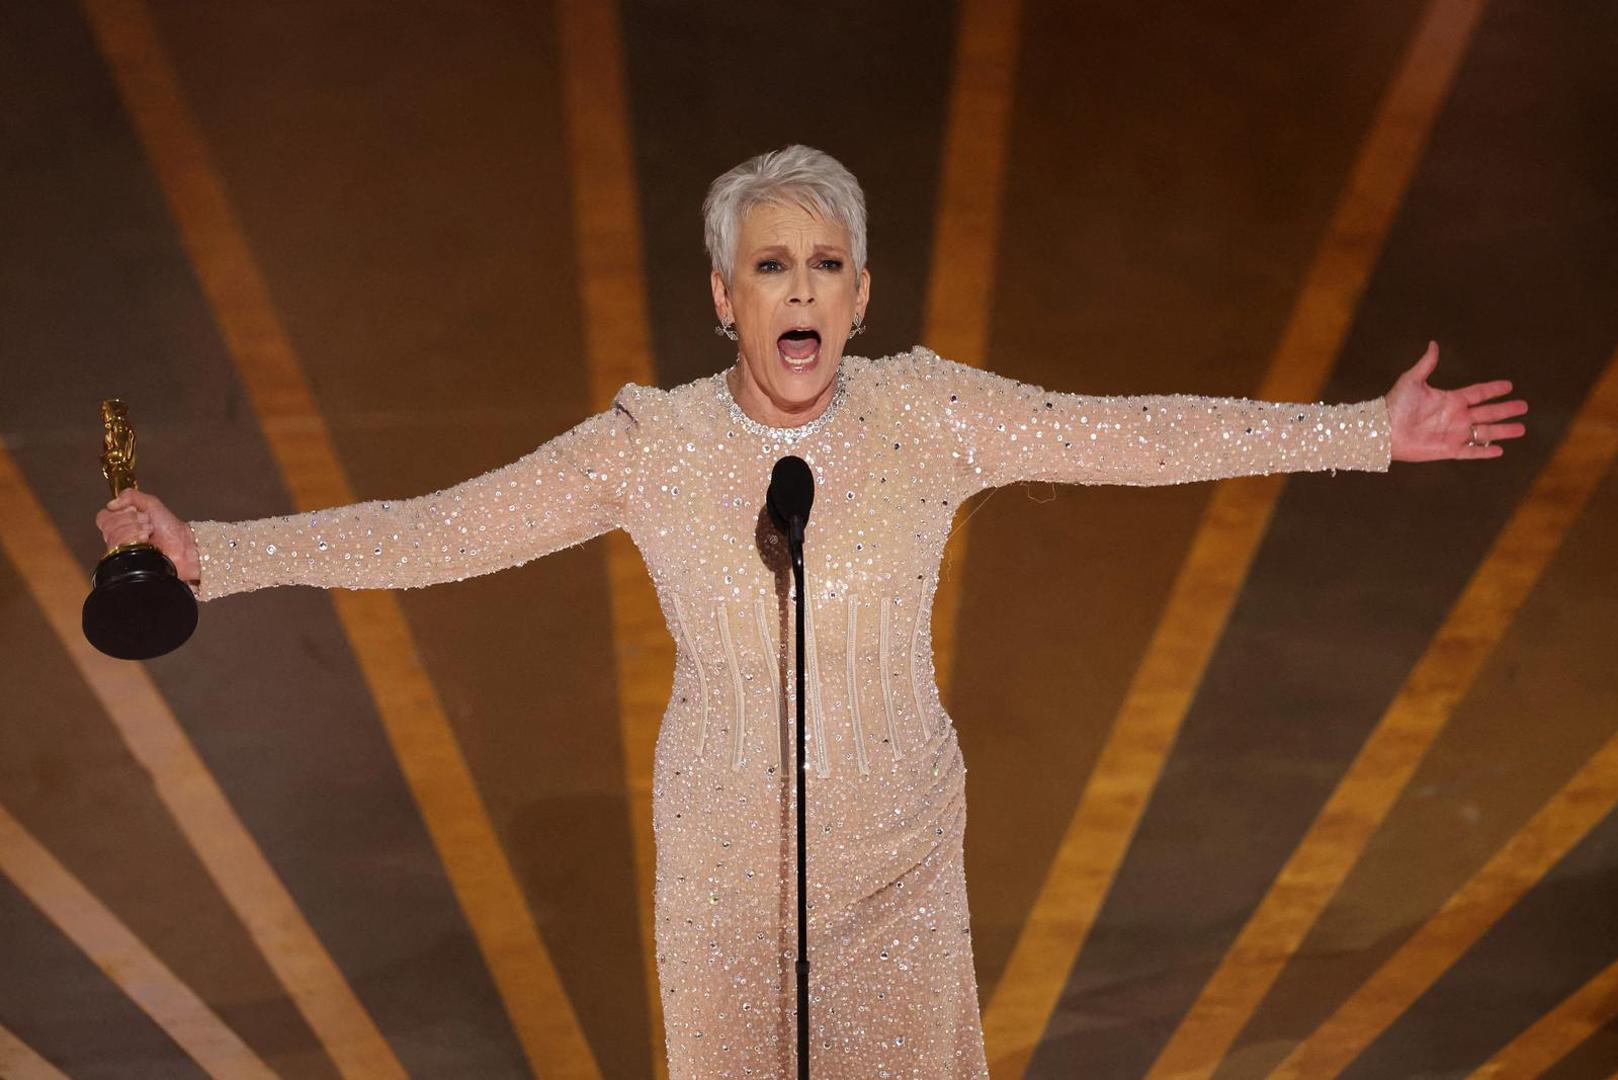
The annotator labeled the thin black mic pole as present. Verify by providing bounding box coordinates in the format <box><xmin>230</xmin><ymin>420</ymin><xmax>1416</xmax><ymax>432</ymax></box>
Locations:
<box><xmin>766</xmin><ymin>455</ymin><xmax>814</xmax><ymax>1080</ymax></box>
<box><xmin>791</xmin><ymin>534</ymin><xmax>809</xmax><ymax>1080</ymax></box>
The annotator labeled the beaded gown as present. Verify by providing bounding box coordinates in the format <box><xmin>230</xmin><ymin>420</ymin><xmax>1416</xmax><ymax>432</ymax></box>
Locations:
<box><xmin>189</xmin><ymin>347</ymin><xmax>1390</xmax><ymax>1078</ymax></box>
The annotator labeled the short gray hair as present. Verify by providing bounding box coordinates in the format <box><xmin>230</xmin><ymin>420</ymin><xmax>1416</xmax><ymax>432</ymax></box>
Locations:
<box><xmin>703</xmin><ymin>144</ymin><xmax>867</xmax><ymax>285</ymax></box>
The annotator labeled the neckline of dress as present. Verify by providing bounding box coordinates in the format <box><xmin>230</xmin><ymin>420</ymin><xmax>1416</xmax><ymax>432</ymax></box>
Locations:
<box><xmin>715</xmin><ymin>361</ymin><xmax>854</xmax><ymax>445</ymax></box>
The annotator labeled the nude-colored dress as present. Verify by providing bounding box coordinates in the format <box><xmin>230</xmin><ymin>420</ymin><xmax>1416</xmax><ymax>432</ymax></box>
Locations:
<box><xmin>189</xmin><ymin>347</ymin><xmax>1390</xmax><ymax>1078</ymax></box>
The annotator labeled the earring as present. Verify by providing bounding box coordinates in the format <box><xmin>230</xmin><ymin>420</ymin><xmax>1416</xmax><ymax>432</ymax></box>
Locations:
<box><xmin>714</xmin><ymin>320</ymin><xmax>739</xmax><ymax>341</ymax></box>
<box><xmin>849</xmin><ymin>314</ymin><xmax>867</xmax><ymax>338</ymax></box>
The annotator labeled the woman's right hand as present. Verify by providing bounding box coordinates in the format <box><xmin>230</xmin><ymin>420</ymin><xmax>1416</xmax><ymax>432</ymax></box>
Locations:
<box><xmin>96</xmin><ymin>490</ymin><xmax>202</xmax><ymax>582</ymax></box>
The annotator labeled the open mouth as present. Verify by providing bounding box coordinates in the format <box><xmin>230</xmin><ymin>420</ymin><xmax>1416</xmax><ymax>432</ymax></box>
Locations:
<box><xmin>777</xmin><ymin>328</ymin><xmax>821</xmax><ymax>366</ymax></box>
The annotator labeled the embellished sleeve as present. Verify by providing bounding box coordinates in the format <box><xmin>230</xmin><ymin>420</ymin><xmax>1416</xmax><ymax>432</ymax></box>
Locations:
<box><xmin>910</xmin><ymin>350</ymin><xmax>1390</xmax><ymax>497</ymax></box>
<box><xmin>186</xmin><ymin>386</ymin><xmax>645</xmax><ymax>602</ymax></box>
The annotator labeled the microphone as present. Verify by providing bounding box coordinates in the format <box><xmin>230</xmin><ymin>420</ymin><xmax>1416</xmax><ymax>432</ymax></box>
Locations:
<box><xmin>767</xmin><ymin>455</ymin><xmax>815</xmax><ymax>549</ymax></box>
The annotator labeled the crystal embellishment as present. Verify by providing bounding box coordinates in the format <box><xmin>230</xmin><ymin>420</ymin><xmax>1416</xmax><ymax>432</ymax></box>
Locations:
<box><xmin>714</xmin><ymin>364</ymin><xmax>851</xmax><ymax>445</ymax></box>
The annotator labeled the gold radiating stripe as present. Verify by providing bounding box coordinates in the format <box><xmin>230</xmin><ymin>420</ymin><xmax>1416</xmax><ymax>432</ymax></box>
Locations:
<box><xmin>554</xmin><ymin>0</ymin><xmax>671</xmax><ymax>1074</ymax></box>
<box><xmin>0</xmin><ymin>441</ymin><xmax>384</xmax><ymax>1078</ymax></box>
<box><xmin>0</xmin><ymin>1021</ymin><xmax>71</xmax><ymax>1080</ymax></box>
<box><xmin>985</xmin><ymin>2</ymin><xmax>1485</xmax><ymax>1073</ymax></box>
<box><xmin>0</xmin><ymin>803</ymin><xmax>275</xmax><ymax>1078</ymax></box>
<box><xmin>1268</xmin><ymin>346</ymin><xmax>1618</xmax><ymax>1078</ymax></box>
<box><xmin>1471</xmin><ymin>953</ymin><xmax>1618</xmax><ymax>1078</ymax></box>
<box><xmin>924</xmin><ymin>0</ymin><xmax>1023</xmax><ymax>708</ymax></box>
<box><xmin>79</xmin><ymin>1</ymin><xmax>595</xmax><ymax>1075</ymax></box>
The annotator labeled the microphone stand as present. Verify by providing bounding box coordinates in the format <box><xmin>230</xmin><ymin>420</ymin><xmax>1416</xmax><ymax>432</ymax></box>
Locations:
<box><xmin>787</xmin><ymin>514</ymin><xmax>810</xmax><ymax>1080</ymax></box>
<box><xmin>768</xmin><ymin>453</ymin><xmax>815</xmax><ymax>1078</ymax></box>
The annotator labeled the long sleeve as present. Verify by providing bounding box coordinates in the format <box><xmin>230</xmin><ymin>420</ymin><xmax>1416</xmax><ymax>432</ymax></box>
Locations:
<box><xmin>188</xmin><ymin>387</ymin><xmax>645</xmax><ymax>602</ymax></box>
<box><xmin>905</xmin><ymin>349</ymin><xmax>1390</xmax><ymax>497</ymax></box>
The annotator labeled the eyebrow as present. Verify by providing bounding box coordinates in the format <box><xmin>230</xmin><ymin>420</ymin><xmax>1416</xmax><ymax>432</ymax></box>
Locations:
<box><xmin>746</xmin><ymin>244</ymin><xmax>850</xmax><ymax>260</ymax></box>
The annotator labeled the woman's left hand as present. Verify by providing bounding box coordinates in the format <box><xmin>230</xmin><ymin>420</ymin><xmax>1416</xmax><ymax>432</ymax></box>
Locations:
<box><xmin>1385</xmin><ymin>341</ymin><xmax>1528</xmax><ymax>462</ymax></box>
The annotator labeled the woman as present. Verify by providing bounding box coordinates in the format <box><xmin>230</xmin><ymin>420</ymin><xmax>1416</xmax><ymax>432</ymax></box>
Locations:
<box><xmin>98</xmin><ymin>145</ymin><xmax>1526</xmax><ymax>1078</ymax></box>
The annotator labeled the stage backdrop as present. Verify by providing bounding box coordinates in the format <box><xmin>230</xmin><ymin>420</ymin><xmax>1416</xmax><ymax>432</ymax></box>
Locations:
<box><xmin>2</xmin><ymin>1</ymin><xmax>1616</xmax><ymax>1077</ymax></box>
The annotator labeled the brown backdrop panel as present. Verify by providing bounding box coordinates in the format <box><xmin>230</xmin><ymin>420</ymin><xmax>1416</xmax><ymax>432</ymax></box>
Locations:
<box><xmin>0</xmin><ymin>874</ymin><xmax>209</xmax><ymax>1080</ymax></box>
<box><xmin>143</xmin><ymin>2</ymin><xmax>648</xmax><ymax>1073</ymax></box>
<box><xmin>1344</xmin><ymin>786</ymin><xmax>1618</xmax><ymax>1076</ymax></box>
<box><xmin>1037</xmin><ymin>1</ymin><xmax>1618</xmax><ymax>1074</ymax></box>
<box><xmin>1225</xmin><ymin>457</ymin><xmax>1618</xmax><ymax>1072</ymax></box>
<box><xmin>0</xmin><ymin>548</ymin><xmax>335</xmax><ymax>1079</ymax></box>
<box><xmin>1542</xmin><ymin>1021</ymin><xmax>1618</xmax><ymax>1080</ymax></box>
<box><xmin>1325</xmin><ymin>455</ymin><xmax>1618</xmax><ymax>1075</ymax></box>
<box><xmin>0</xmin><ymin>1</ymin><xmax>533</xmax><ymax>1074</ymax></box>
<box><xmin>621</xmin><ymin>0</ymin><xmax>956</xmax><ymax>391</ymax></box>
<box><xmin>951</xmin><ymin>0</ymin><xmax>1428</xmax><ymax>1005</ymax></box>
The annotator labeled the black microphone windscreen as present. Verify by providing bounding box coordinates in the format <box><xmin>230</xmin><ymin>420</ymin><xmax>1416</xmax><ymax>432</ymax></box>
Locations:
<box><xmin>768</xmin><ymin>455</ymin><xmax>815</xmax><ymax>532</ymax></box>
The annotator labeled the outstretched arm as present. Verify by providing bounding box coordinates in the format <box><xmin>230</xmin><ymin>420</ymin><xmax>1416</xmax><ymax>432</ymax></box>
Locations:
<box><xmin>912</xmin><ymin>342</ymin><xmax>1523</xmax><ymax>496</ymax></box>
<box><xmin>98</xmin><ymin>391</ymin><xmax>643</xmax><ymax>602</ymax></box>
<box><xmin>917</xmin><ymin>350</ymin><xmax>1389</xmax><ymax>493</ymax></box>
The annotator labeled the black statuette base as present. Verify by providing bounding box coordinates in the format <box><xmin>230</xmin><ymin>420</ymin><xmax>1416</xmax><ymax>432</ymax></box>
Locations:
<box><xmin>82</xmin><ymin>544</ymin><xmax>198</xmax><ymax>660</ymax></box>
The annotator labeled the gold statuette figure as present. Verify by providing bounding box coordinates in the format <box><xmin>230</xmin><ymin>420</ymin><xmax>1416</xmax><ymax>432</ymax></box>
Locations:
<box><xmin>82</xmin><ymin>398</ymin><xmax>198</xmax><ymax>659</ymax></box>
<box><xmin>101</xmin><ymin>399</ymin><xmax>138</xmax><ymax>498</ymax></box>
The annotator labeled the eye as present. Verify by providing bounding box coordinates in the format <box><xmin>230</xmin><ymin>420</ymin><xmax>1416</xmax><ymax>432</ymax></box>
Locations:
<box><xmin>815</xmin><ymin>258</ymin><xmax>844</xmax><ymax>271</ymax></box>
<box><xmin>755</xmin><ymin>259</ymin><xmax>783</xmax><ymax>273</ymax></box>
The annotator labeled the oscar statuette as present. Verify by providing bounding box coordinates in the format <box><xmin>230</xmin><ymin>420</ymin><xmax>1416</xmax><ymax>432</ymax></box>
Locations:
<box><xmin>82</xmin><ymin>400</ymin><xmax>198</xmax><ymax>660</ymax></box>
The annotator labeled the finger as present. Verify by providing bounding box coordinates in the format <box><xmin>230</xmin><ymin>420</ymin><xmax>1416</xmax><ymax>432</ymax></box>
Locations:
<box><xmin>1455</xmin><ymin>442</ymin><xmax>1505</xmax><ymax>460</ymax></box>
<box><xmin>97</xmin><ymin>505</ymin><xmax>138</xmax><ymax>530</ymax></box>
<box><xmin>106</xmin><ymin>523</ymin><xmax>146</xmax><ymax>546</ymax></box>
<box><xmin>108</xmin><ymin>490</ymin><xmax>151</xmax><ymax>511</ymax></box>
<box><xmin>1458</xmin><ymin>379</ymin><xmax>1514</xmax><ymax>405</ymax></box>
<box><xmin>1405</xmin><ymin>340</ymin><xmax>1440</xmax><ymax>382</ymax></box>
<box><xmin>1468</xmin><ymin>399</ymin><xmax>1529</xmax><ymax>423</ymax></box>
<box><xmin>1475</xmin><ymin>422</ymin><xmax>1528</xmax><ymax>443</ymax></box>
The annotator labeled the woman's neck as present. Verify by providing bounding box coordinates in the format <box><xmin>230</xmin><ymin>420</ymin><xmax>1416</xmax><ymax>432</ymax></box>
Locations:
<box><xmin>725</xmin><ymin>362</ymin><xmax>840</xmax><ymax>429</ymax></box>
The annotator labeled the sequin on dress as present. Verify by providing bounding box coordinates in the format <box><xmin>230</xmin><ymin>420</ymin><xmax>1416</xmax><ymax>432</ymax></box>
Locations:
<box><xmin>188</xmin><ymin>348</ymin><xmax>1390</xmax><ymax>1078</ymax></box>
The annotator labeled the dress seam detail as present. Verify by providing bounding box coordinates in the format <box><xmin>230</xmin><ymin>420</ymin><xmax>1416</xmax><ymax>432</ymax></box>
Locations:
<box><xmin>718</xmin><ymin>603</ymin><xmax>747</xmax><ymax>771</ymax></box>
<box><xmin>752</xmin><ymin>598</ymin><xmax>783</xmax><ymax>771</ymax></box>
<box><xmin>846</xmin><ymin>598</ymin><xmax>871</xmax><ymax>776</ymax></box>
<box><xmin>880</xmin><ymin>596</ymin><xmax>903</xmax><ymax>760</ymax></box>
<box><xmin>909</xmin><ymin>583</ymin><xmax>934</xmax><ymax>738</ymax></box>
<box><xmin>670</xmin><ymin>594</ymin><xmax>710</xmax><ymax>757</ymax></box>
<box><xmin>803</xmin><ymin>592</ymin><xmax>831</xmax><ymax>778</ymax></box>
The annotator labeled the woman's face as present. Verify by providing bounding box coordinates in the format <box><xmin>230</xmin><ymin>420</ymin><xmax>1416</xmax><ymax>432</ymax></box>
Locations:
<box><xmin>712</xmin><ymin>201</ymin><xmax>870</xmax><ymax>426</ymax></box>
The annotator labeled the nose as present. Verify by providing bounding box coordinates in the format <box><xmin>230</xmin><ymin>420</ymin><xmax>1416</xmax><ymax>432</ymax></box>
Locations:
<box><xmin>787</xmin><ymin>263</ymin><xmax>815</xmax><ymax>305</ymax></box>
